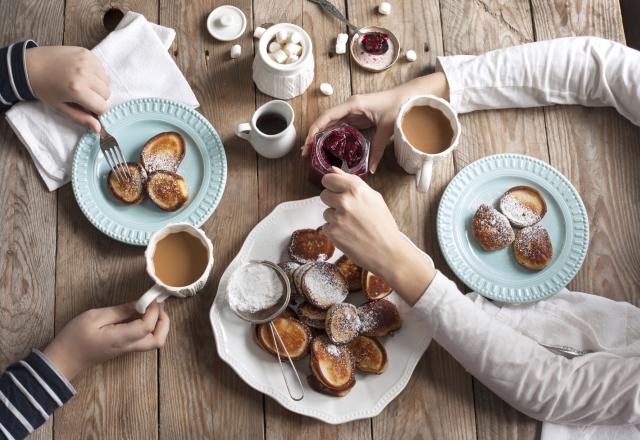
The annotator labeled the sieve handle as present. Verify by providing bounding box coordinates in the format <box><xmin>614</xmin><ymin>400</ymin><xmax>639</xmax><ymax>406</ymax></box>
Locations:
<box><xmin>269</xmin><ymin>322</ymin><xmax>305</xmax><ymax>401</ymax></box>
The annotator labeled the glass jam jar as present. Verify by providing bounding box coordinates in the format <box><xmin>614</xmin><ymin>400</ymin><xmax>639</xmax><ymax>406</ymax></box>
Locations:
<box><xmin>309</xmin><ymin>124</ymin><xmax>370</xmax><ymax>185</ymax></box>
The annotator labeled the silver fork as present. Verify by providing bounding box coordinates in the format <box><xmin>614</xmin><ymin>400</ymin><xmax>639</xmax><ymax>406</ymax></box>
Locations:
<box><xmin>99</xmin><ymin>126</ymin><xmax>131</xmax><ymax>182</ymax></box>
<box><xmin>539</xmin><ymin>343</ymin><xmax>593</xmax><ymax>359</ymax></box>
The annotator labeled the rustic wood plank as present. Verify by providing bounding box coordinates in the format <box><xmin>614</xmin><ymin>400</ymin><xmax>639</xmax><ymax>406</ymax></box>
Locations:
<box><xmin>253</xmin><ymin>1</ymin><xmax>370</xmax><ymax>437</ymax></box>
<box><xmin>0</xmin><ymin>2</ymin><xmax>63</xmax><ymax>439</ymax></box>
<box><xmin>331</xmin><ymin>1</ymin><xmax>478</xmax><ymax>439</ymax></box>
<box><xmin>157</xmin><ymin>1</ymin><xmax>264</xmax><ymax>438</ymax></box>
<box><xmin>530</xmin><ymin>0</ymin><xmax>640</xmax><ymax>306</ymax></box>
<box><xmin>54</xmin><ymin>1</ymin><xmax>160</xmax><ymax>439</ymax></box>
<box><xmin>438</xmin><ymin>0</ymin><xmax>547</xmax><ymax>438</ymax></box>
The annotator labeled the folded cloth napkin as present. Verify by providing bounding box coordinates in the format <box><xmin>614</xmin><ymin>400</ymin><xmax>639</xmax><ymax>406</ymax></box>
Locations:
<box><xmin>467</xmin><ymin>289</ymin><xmax>640</xmax><ymax>440</ymax></box>
<box><xmin>5</xmin><ymin>11</ymin><xmax>199</xmax><ymax>191</ymax></box>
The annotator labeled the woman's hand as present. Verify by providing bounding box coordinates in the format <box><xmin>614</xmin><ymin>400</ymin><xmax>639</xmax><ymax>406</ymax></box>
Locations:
<box><xmin>303</xmin><ymin>72</ymin><xmax>449</xmax><ymax>173</ymax></box>
<box><xmin>26</xmin><ymin>46</ymin><xmax>110</xmax><ymax>133</ymax></box>
<box><xmin>320</xmin><ymin>167</ymin><xmax>436</xmax><ymax>305</ymax></box>
<box><xmin>43</xmin><ymin>302</ymin><xmax>169</xmax><ymax>381</ymax></box>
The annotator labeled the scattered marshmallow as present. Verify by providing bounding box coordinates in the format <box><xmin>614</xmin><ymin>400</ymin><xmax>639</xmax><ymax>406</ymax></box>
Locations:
<box><xmin>336</xmin><ymin>33</ymin><xmax>349</xmax><ymax>45</ymax></box>
<box><xmin>320</xmin><ymin>83</ymin><xmax>334</xmax><ymax>96</ymax></box>
<box><xmin>268</xmin><ymin>41</ymin><xmax>281</xmax><ymax>53</ymax></box>
<box><xmin>335</xmin><ymin>42</ymin><xmax>347</xmax><ymax>54</ymax></box>
<box><xmin>286</xmin><ymin>54</ymin><xmax>299</xmax><ymax>64</ymax></box>
<box><xmin>253</xmin><ymin>26</ymin><xmax>266</xmax><ymax>39</ymax></box>
<box><xmin>230</xmin><ymin>44</ymin><xmax>242</xmax><ymax>59</ymax></box>
<box><xmin>405</xmin><ymin>49</ymin><xmax>417</xmax><ymax>62</ymax></box>
<box><xmin>276</xmin><ymin>30</ymin><xmax>289</xmax><ymax>43</ymax></box>
<box><xmin>378</xmin><ymin>2</ymin><xmax>391</xmax><ymax>15</ymax></box>
<box><xmin>289</xmin><ymin>31</ymin><xmax>303</xmax><ymax>45</ymax></box>
<box><xmin>271</xmin><ymin>49</ymin><xmax>288</xmax><ymax>64</ymax></box>
<box><xmin>284</xmin><ymin>42</ymin><xmax>302</xmax><ymax>56</ymax></box>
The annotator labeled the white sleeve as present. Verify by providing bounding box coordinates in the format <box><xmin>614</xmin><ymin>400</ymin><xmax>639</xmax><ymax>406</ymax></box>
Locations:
<box><xmin>414</xmin><ymin>272</ymin><xmax>640</xmax><ymax>425</ymax></box>
<box><xmin>436</xmin><ymin>36</ymin><xmax>640</xmax><ymax>126</ymax></box>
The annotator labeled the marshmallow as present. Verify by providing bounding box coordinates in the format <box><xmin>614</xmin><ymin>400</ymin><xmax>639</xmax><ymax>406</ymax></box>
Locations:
<box><xmin>271</xmin><ymin>49</ymin><xmax>288</xmax><ymax>64</ymax></box>
<box><xmin>335</xmin><ymin>43</ymin><xmax>347</xmax><ymax>54</ymax></box>
<box><xmin>289</xmin><ymin>31</ymin><xmax>303</xmax><ymax>44</ymax></box>
<box><xmin>253</xmin><ymin>26</ymin><xmax>266</xmax><ymax>39</ymax></box>
<box><xmin>286</xmin><ymin>54</ymin><xmax>299</xmax><ymax>64</ymax></box>
<box><xmin>320</xmin><ymin>83</ymin><xmax>334</xmax><ymax>96</ymax></box>
<box><xmin>378</xmin><ymin>2</ymin><xmax>391</xmax><ymax>15</ymax></box>
<box><xmin>230</xmin><ymin>44</ymin><xmax>242</xmax><ymax>59</ymax></box>
<box><xmin>405</xmin><ymin>49</ymin><xmax>417</xmax><ymax>62</ymax></box>
<box><xmin>284</xmin><ymin>42</ymin><xmax>302</xmax><ymax>56</ymax></box>
<box><xmin>276</xmin><ymin>30</ymin><xmax>289</xmax><ymax>43</ymax></box>
<box><xmin>268</xmin><ymin>41</ymin><xmax>281</xmax><ymax>53</ymax></box>
<box><xmin>336</xmin><ymin>33</ymin><xmax>349</xmax><ymax>45</ymax></box>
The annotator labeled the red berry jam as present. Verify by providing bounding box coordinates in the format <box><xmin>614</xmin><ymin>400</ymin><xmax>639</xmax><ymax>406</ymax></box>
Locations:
<box><xmin>360</xmin><ymin>32</ymin><xmax>389</xmax><ymax>55</ymax></box>
<box><xmin>309</xmin><ymin>124</ymin><xmax>370</xmax><ymax>185</ymax></box>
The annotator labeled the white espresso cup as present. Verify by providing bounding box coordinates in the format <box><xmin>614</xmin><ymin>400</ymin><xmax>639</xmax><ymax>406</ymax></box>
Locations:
<box><xmin>394</xmin><ymin>95</ymin><xmax>461</xmax><ymax>193</ymax></box>
<box><xmin>235</xmin><ymin>100</ymin><xmax>296</xmax><ymax>159</ymax></box>
<box><xmin>136</xmin><ymin>223</ymin><xmax>214</xmax><ymax>314</ymax></box>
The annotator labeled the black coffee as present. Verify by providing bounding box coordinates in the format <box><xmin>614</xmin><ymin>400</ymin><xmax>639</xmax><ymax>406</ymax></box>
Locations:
<box><xmin>256</xmin><ymin>112</ymin><xmax>288</xmax><ymax>135</ymax></box>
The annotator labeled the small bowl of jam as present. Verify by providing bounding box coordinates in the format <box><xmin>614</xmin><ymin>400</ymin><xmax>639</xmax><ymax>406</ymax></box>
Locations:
<box><xmin>309</xmin><ymin>124</ymin><xmax>370</xmax><ymax>185</ymax></box>
<box><xmin>350</xmin><ymin>26</ymin><xmax>400</xmax><ymax>72</ymax></box>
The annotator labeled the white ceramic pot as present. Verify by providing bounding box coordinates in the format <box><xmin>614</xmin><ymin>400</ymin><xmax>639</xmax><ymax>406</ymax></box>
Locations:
<box><xmin>252</xmin><ymin>23</ymin><xmax>314</xmax><ymax>100</ymax></box>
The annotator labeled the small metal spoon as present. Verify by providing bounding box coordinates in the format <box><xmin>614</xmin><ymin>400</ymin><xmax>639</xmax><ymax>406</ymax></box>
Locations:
<box><xmin>308</xmin><ymin>0</ymin><xmax>361</xmax><ymax>34</ymax></box>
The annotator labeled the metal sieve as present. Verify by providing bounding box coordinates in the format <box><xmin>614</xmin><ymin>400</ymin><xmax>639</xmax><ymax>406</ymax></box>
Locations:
<box><xmin>227</xmin><ymin>260</ymin><xmax>304</xmax><ymax>401</ymax></box>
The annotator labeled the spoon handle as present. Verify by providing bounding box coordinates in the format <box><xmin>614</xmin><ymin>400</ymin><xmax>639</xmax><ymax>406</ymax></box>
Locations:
<box><xmin>308</xmin><ymin>0</ymin><xmax>359</xmax><ymax>33</ymax></box>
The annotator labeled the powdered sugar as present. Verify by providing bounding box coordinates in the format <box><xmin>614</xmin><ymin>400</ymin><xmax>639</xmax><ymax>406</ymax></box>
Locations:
<box><xmin>227</xmin><ymin>262</ymin><xmax>285</xmax><ymax>314</ymax></box>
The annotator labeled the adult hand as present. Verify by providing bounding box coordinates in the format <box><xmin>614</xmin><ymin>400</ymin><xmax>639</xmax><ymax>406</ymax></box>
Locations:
<box><xmin>26</xmin><ymin>46</ymin><xmax>110</xmax><ymax>132</ymax></box>
<box><xmin>320</xmin><ymin>167</ymin><xmax>436</xmax><ymax>305</ymax></box>
<box><xmin>303</xmin><ymin>72</ymin><xmax>449</xmax><ymax>173</ymax></box>
<box><xmin>43</xmin><ymin>302</ymin><xmax>169</xmax><ymax>380</ymax></box>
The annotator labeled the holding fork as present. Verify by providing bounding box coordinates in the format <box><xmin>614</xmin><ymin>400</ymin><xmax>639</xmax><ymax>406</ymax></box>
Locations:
<box><xmin>99</xmin><ymin>124</ymin><xmax>132</xmax><ymax>182</ymax></box>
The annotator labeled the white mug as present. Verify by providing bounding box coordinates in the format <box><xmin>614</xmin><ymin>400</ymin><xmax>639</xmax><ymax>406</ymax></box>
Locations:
<box><xmin>394</xmin><ymin>95</ymin><xmax>461</xmax><ymax>193</ymax></box>
<box><xmin>235</xmin><ymin>100</ymin><xmax>296</xmax><ymax>159</ymax></box>
<box><xmin>136</xmin><ymin>223</ymin><xmax>214</xmax><ymax>314</ymax></box>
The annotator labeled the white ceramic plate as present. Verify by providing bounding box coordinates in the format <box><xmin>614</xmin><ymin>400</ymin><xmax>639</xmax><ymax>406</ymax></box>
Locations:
<box><xmin>210</xmin><ymin>197</ymin><xmax>434</xmax><ymax>424</ymax></box>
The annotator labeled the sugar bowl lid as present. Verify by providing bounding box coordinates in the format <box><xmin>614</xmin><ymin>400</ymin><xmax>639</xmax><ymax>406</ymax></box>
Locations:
<box><xmin>207</xmin><ymin>5</ymin><xmax>247</xmax><ymax>41</ymax></box>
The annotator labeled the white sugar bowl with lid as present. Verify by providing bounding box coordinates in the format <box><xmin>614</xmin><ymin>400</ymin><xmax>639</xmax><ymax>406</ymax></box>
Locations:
<box><xmin>252</xmin><ymin>23</ymin><xmax>314</xmax><ymax>100</ymax></box>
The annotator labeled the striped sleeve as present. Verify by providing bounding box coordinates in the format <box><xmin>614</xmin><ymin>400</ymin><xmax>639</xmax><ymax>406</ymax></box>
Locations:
<box><xmin>0</xmin><ymin>350</ymin><xmax>76</xmax><ymax>440</ymax></box>
<box><xmin>0</xmin><ymin>40</ymin><xmax>38</xmax><ymax>112</ymax></box>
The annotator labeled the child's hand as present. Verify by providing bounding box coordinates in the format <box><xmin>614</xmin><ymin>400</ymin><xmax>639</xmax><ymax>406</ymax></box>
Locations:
<box><xmin>302</xmin><ymin>72</ymin><xmax>449</xmax><ymax>173</ymax></box>
<box><xmin>25</xmin><ymin>46</ymin><xmax>110</xmax><ymax>133</ymax></box>
<box><xmin>42</xmin><ymin>302</ymin><xmax>169</xmax><ymax>381</ymax></box>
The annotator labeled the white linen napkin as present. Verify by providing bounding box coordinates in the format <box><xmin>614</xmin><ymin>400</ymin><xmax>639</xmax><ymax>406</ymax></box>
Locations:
<box><xmin>5</xmin><ymin>11</ymin><xmax>199</xmax><ymax>191</ymax></box>
<box><xmin>467</xmin><ymin>289</ymin><xmax>640</xmax><ymax>440</ymax></box>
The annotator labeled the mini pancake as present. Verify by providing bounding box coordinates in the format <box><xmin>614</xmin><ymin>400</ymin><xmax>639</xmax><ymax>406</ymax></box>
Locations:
<box><xmin>107</xmin><ymin>162</ymin><xmax>147</xmax><ymax>204</ymax></box>
<box><xmin>513</xmin><ymin>225</ymin><xmax>553</xmax><ymax>270</ymax></box>
<box><xmin>140</xmin><ymin>131</ymin><xmax>186</xmax><ymax>173</ymax></box>
<box><xmin>300</xmin><ymin>262</ymin><xmax>348</xmax><ymax>310</ymax></box>
<box><xmin>309</xmin><ymin>335</ymin><xmax>355</xmax><ymax>392</ymax></box>
<box><xmin>325</xmin><ymin>303</ymin><xmax>360</xmax><ymax>345</ymax></box>
<box><xmin>278</xmin><ymin>261</ymin><xmax>301</xmax><ymax>302</ymax></box>
<box><xmin>471</xmin><ymin>204</ymin><xmax>515</xmax><ymax>251</ymax></box>
<box><xmin>348</xmin><ymin>336</ymin><xmax>387</xmax><ymax>374</ymax></box>
<box><xmin>500</xmin><ymin>186</ymin><xmax>547</xmax><ymax>227</ymax></box>
<box><xmin>335</xmin><ymin>255</ymin><xmax>362</xmax><ymax>291</ymax></box>
<box><xmin>254</xmin><ymin>312</ymin><xmax>311</xmax><ymax>361</ymax></box>
<box><xmin>296</xmin><ymin>302</ymin><xmax>327</xmax><ymax>329</ymax></box>
<box><xmin>288</xmin><ymin>227</ymin><xmax>335</xmax><ymax>264</ymax></box>
<box><xmin>357</xmin><ymin>299</ymin><xmax>402</xmax><ymax>337</ymax></box>
<box><xmin>146</xmin><ymin>171</ymin><xmax>189</xmax><ymax>211</ymax></box>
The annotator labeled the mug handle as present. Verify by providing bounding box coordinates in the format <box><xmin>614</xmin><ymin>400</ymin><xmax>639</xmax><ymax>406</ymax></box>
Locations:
<box><xmin>416</xmin><ymin>159</ymin><xmax>433</xmax><ymax>193</ymax></box>
<box><xmin>136</xmin><ymin>284</ymin><xmax>171</xmax><ymax>314</ymax></box>
<box><xmin>235</xmin><ymin>123</ymin><xmax>252</xmax><ymax>141</ymax></box>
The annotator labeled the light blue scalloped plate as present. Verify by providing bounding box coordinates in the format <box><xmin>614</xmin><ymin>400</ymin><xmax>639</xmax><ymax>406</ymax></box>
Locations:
<box><xmin>437</xmin><ymin>154</ymin><xmax>589</xmax><ymax>303</ymax></box>
<box><xmin>72</xmin><ymin>97</ymin><xmax>227</xmax><ymax>246</ymax></box>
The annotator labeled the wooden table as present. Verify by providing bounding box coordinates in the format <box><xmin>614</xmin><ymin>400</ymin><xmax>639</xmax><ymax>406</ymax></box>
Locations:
<box><xmin>1</xmin><ymin>0</ymin><xmax>637</xmax><ymax>439</ymax></box>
